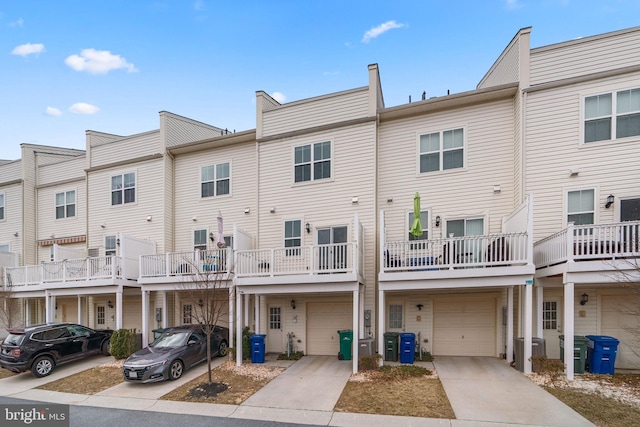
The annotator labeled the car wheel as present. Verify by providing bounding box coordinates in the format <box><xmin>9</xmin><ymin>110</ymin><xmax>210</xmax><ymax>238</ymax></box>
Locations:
<box><xmin>101</xmin><ymin>340</ymin><xmax>111</xmax><ymax>356</ymax></box>
<box><xmin>217</xmin><ymin>341</ymin><xmax>228</xmax><ymax>357</ymax></box>
<box><xmin>31</xmin><ymin>356</ymin><xmax>55</xmax><ymax>378</ymax></box>
<box><xmin>168</xmin><ymin>360</ymin><xmax>184</xmax><ymax>381</ymax></box>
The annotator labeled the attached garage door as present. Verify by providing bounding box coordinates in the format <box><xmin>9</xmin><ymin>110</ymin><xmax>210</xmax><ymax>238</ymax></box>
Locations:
<box><xmin>433</xmin><ymin>296</ymin><xmax>497</xmax><ymax>356</ymax></box>
<box><xmin>601</xmin><ymin>295</ymin><xmax>640</xmax><ymax>370</ymax></box>
<box><xmin>306</xmin><ymin>302</ymin><xmax>352</xmax><ymax>355</ymax></box>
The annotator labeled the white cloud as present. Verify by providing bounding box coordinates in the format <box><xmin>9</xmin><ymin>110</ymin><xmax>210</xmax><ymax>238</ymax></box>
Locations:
<box><xmin>11</xmin><ymin>43</ymin><xmax>45</xmax><ymax>57</ymax></box>
<box><xmin>69</xmin><ymin>103</ymin><xmax>100</xmax><ymax>115</ymax></box>
<box><xmin>46</xmin><ymin>107</ymin><xmax>62</xmax><ymax>116</ymax></box>
<box><xmin>194</xmin><ymin>0</ymin><xmax>206</xmax><ymax>11</ymax></box>
<box><xmin>505</xmin><ymin>0</ymin><xmax>523</xmax><ymax>10</ymax></box>
<box><xmin>9</xmin><ymin>18</ymin><xmax>24</xmax><ymax>27</ymax></box>
<box><xmin>65</xmin><ymin>49</ymin><xmax>138</xmax><ymax>74</ymax></box>
<box><xmin>362</xmin><ymin>20</ymin><xmax>405</xmax><ymax>43</ymax></box>
<box><xmin>271</xmin><ymin>92</ymin><xmax>286</xmax><ymax>103</ymax></box>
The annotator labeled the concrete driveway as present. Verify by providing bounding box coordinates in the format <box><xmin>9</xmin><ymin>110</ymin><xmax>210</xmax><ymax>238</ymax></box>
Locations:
<box><xmin>434</xmin><ymin>356</ymin><xmax>594</xmax><ymax>426</ymax></box>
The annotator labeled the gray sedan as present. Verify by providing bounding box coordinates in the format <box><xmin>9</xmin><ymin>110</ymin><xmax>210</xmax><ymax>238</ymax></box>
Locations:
<box><xmin>123</xmin><ymin>325</ymin><xmax>228</xmax><ymax>383</ymax></box>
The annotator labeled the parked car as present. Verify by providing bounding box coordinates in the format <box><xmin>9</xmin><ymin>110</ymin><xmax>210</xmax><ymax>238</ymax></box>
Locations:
<box><xmin>123</xmin><ymin>324</ymin><xmax>229</xmax><ymax>383</ymax></box>
<box><xmin>0</xmin><ymin>323</ymin><xmax>113</xmax><ymax>377</ymax></box>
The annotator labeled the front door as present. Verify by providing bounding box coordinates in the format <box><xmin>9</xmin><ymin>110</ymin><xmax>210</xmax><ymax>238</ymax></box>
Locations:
<box><xmin>317</xmin><ymin>226</ymin><xmax>348</xmax><ymax>271</ymax></box>
<box><xmin>267</xmin><ymin>305</ymin><xmax>283</xmax><ymax>353</ymax></box>
<box><xmin>542</xmin><ymin>299</ymin><xmax>562</xmax><ymax>359</ymax></box>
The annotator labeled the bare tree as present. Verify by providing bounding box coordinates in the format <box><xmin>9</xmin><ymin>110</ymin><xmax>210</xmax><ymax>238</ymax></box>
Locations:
<box><xmin>176</xmin><ymin>250</ymin><xmax>231</xmax><ymax>384</ymax></box>
<box><xmin>0</xmin><ymin>272</ymin><xmax>21</xmax><ymax>330</ymax></box>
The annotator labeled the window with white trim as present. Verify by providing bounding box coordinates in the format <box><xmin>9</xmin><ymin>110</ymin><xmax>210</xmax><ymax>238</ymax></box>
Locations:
<box><xmin>182</xmin><ymin>304</ymin><xmax>193</xmax><ymax>324</ymax></box>
<box><xmin>0</xmin><ymin>244</ymin><xmax>9</xmax><ymax>252</ymax></box>
<box><xmin>419</xmin><ymin>128</ymin><xmax>464</xmax><ymax>173</ymax></box>
<box><xmin>585</xmin><ymin>88</ymin><xmax>640</xmax><ymax>142</ymax></box>
<box><xmin>194</xmin><ymin>229</ymin><xmax>208</xmax><ymax>251</ymax></box>
<box><xmin>105</xmin><ymin>235</ymin><xmax>117</xmax><ymax>257</ymax></box>
<box><xmin>55</xmin><ymin>190</ymin><xmax>76</xmax><ymax>219</ymax></box>
<box><xmin>111</xmin><ymin>172</ymin><xmax>136</xmax><ymax>205</ymax></box>
<box><xmin>294</xmin><ymin>141</ymin><xmax>331</xmax><ymax>183</ymax></box>
<box><xmin>542</xmin><ymin>301</ymin><xmax>557</xmax><ymax>330</ymax></box>
<box><xmin>201</xmin><ymin>162</ymin><xmax>230</xmax><ymax>197</ymax></box>
<box><xmin>97</xmin><ymin>306</ymin><xmax>105</xmax><ymax>325</ymax></box>
<box><xmin>0</xmin><ymin>193</ymin><xmax>4</xmax><ymax>220</ymax></box>
<box><xmin>388</xmin><ymin>304</ymin><xmax>403</xmax><ymax>329</ymax></box>
<box><xmin>284</xmin><ymin>220</ymin><xmax>301</xmax><ymax>256</ymax></box>
<box><xmin>269</xmin><ymin>307</ymin><xmax>281</xmax><ymax>330</ymax></box>
<box><xmin>568</xmin><ymin>189</ymin><xmax>595</xmax><ymax>225</ymax></box>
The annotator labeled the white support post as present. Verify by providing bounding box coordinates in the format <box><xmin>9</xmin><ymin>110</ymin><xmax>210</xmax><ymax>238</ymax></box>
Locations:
<box><xmin>523</xmin><ymin>283</ymin><xmax>533</xmax><ymax>374</ymax></box>
<box><xmin>236</xmin><ymin>291</ymin><xmax>243</xmax><ymax>366</ymax></box>
<box><xmin>254</xmin><ymin>295</ymin><xmax>260</xmax><ymax>334</ymax></box>
<box><xmin>229</xmin><ymin>287</ymin><xmax>235</xmax><ymax>352</ymax></box>
<box><xmin>564</xmin><ymin>282</ymin><xmax>575</xmax><ymax>381</ymax></box>
<box><xmin>536</xmin><ymin>286</ymin><xmax>544</xmax><ymax>338</ymax></box>
<box><xmin>161</xmin><ymin>291</ymin><xmax>168</xmax><ymax>328</ymax></box>
<box><xmin>244</xmin><ymin>292</ymin><xmax>250</xmax><ymax>327</ymax></box>
<box><xmin>77</xmin><ymin>296</ymin><xmax>83</xmax><ymax>325</ymax></box>
<box><xmin>378</xmin><ymin>289</ymin><xmax>385</xmax><ymax>361</ymax></box>
<box><xmin>116</xmin><ymin>290</ymin><xmax>123</xmax><ymax>330</ymax></box>
<box><xmin>352</xmin><ymin>289</ymin><xmax>359</xmax><ymax>374</ymax></box>
<box><xmin>141</xmin><ymin>290</ymin><xmax>149</xmax><ymax>347</ymax></box>
<box><xmin>359</xmin><ymin>289</ymin><xmax>364</xmax><ymax>338</ymax></box>
<box><xmin>507</xmin><ymin>287</ymin><xmax>514</xmax><ymax>364</ymax></box>
<box><xmin>25</xmin><ymin>299</ymin><xmax>31</xmax><ymax>326</ymax></box>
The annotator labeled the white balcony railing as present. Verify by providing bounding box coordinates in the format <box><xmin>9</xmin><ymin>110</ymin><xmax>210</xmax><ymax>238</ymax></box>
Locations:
<box><xmin>534</xmin><ymin>221</ymin><xmax>640</xmax><ymax>268</ymax></box>
<box><xmin>382</xmin><ymin>232</ymin><xmax>529</xmax><ymax>272</ymax></box>
<box><xmin>235</xmin><ymin>243</ymin><xmax>357</xmax><ymax>278</ymax></box>
<box><xmin>4</xmin><ymin>256</ymin><xmax>123</xmax><ymax>290</ymax></box>
<box><xmin>140</xmin><ymin>248</ymin><xmax>230</xmax><ymax>278</ymax></box>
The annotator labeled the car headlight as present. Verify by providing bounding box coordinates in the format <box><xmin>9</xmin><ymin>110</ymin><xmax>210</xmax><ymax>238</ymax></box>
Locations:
<box><xmin>145</xmin><ymin>360</ymin><xmax>167</xmax><ymax>370</ymax></box>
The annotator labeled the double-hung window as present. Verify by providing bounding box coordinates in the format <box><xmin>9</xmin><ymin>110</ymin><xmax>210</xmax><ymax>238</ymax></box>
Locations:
<box><xmin>419</xmin><ymin>128</ymin><xmax>464</xmax><ymax>173</ymax></box>
<box><xmin>111</xmin><ymin>172</ymin><xmax>135</xmax><ymax>205</ymax></box>
<box><xmin>294</xmin><ymin>141</ymin><xmax>331</xmax><ymax>183</ymax></box>
<box><xmin>183</xmin><ymin>304</ymin><xmax>193</xmax><ymax>324</ymax></box>
<box><xmin>194</xmin><ymin>229</ymin><xmax>208</xmax><ymax>251</ymax></box>
<box><xmin>567</xmin><ymin>189</ymin><xmax>595</xmax><ymax>225</ymax></box>
<box><xmin>446</xmin><ymin>218</ymin><xmax>484</xmax><ymax>263</ymax></box>
<box><xmin>0</xmin><ymin>193</ymin><xmax>4</xmax><ymax>220</ymax></box>
<box><xmin>585</xmin><ymin>88</ymin><xmax>640</xmax><ymax>142</ymax></box>
<box><xmin>0</xmin><ymin>244</ymin><xmax>9</xmax><ymax>252</ymax></box>
<box><xmin>542</xmin><ymin>301</ymin><xmax>557</xmax><ymax>330</ymax></box>
<box><xmin>284</xmin><ymin>220</ymin><xmax>301</xmax><ymax>256</ymax></box>
<box><xmin>105</xmin><ymin>235</ymin><xmax>117</xmax><ymax>257</ymax></box>
<box><xmin>55</xmin><ymin>190</ymin><xmax>76</xmax><ymax>219</ymax></box>
<box><xmin>201</xmin><ymin>162</ymin><xmax>230</xmax><ymax>197</ymax></box>
<box><xmin>388</xmin><ymin>304</ymin><xmax>403</xmax><ymax>329</ymax></box>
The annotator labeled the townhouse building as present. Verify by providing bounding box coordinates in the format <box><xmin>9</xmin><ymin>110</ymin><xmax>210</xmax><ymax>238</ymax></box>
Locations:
<box><xmin>3</xmin><ymin>25</ymin><xmax>640</xmax><ymax>377</ymax></box>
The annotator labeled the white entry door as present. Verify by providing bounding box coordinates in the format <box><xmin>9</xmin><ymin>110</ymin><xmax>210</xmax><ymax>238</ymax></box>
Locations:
<box><xmin>267</xmin><ymin>305</ymin><xmax>283</xmax><ymax>353</ymax></box>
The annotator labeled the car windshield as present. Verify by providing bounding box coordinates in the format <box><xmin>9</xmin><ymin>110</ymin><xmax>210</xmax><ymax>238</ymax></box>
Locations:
<box><xmin>150</xmin><ymin>331</ymin><xmax>190</xmax><ymax>348</ymax></box>
<box><xmin>3</xmin><ymin>333</ymin><xmax>25</xmax><ymax>346</ymax></box>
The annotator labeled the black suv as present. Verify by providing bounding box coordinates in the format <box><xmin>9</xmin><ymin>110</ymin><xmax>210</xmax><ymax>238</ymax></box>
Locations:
<box><xmin>0</xmin><ymin>323</ymin><xmax>113</xmax><ymax>377</ymax></box>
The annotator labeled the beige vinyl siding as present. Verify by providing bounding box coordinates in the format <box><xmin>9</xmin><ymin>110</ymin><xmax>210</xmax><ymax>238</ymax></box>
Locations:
<box><xmin>87</xmin><ymin>131</ymin><xmax>123</xmax><ymax>148</ymax></box>
<box><xmin>37</xmin><ymin>242</ymin><xmax>86</xmax><ymax>264</ymax></box>
<box><xmin>163</xmin><ymin>154</ymin><xmax>174</xmax><ymax>253</ymax></box>
<box><xmin>478</xmin><ymin>35</ymin><xmax>520</xmax><ymax>89</ymax></box>
<box><xmin>513</xmin><ymin>91</ymin><xmax>523</xmax><ymax>205</ymax></box>
<box><xmin>162</xmin><ymin>112</ymin><xmax>225</xmax><ymax>148</ymax></box>
<box><xmin>173</xmin><ymin>140</ymin><xmax>257</xmax><ymax>251</ymax></box>
<box><xmin>261</xmin><ymin>88</ymin><xmax>369</xmax><ymax>137</ymax></box>
<box><xmin>0</xmin><ymin>183</ymin><xmax>23</xmax><ymax>263</ymax></box>
<box><xmin>87</xmin><ymin>158</ymin><xmax>166</xmax><ymax>253</ymax></box>
<box><xmin>378</xmin><ymin>98</ymin><xmax>516</xmax><ymax>242</ymax></box>
<box><xmin>37</xmin><ymin>182</ymin><xmax>86</xmax><ymax>241</ymax></box>
<box><xmin>38</xmin><ymin>156</ymin><xmax>86</xmax><ymax>184</ymax></box>
<box><xmin>525</xmin><ymin>72</ymin><xmax>640</xmax><ymax>241</ymax></box>
<box><xmin>0</xmin><ymin>160</ymin><xmax>22</xmax><ymax>182</ymax></box>
<box><xmin>21</xmin><ymin>148</ymin><xmax>37</xmax><ymax>265</ymax></box>
<box><xmin>530</xmin><ymin>27</ymin><xmax>640</xmax><ymax>86</ymax></box>
<box><xmin>89</xmin><ymin>131</ymin><xmax>160</xmax><ymax>169</ymax></box>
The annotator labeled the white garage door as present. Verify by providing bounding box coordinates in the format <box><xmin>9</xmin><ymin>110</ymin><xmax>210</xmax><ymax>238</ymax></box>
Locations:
<box><xmin>433</xmin><ymin>296</ymin><xmax>496</xmax><ymax>356</ymax></box>
<box><xmin>601</xmin><ymin>295</ymin><xmax>640</xmax><ymax>370</ymax></box>
<box><xmin>306</xmin><ymin>302</ymin><xmax>352</xmax><ymax>355</ymax></box>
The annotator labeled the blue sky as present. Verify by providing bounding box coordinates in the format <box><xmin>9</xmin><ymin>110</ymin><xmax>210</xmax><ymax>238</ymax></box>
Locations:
<box><xmin>2</xmin><ymin>0</ymin><xmax>639</xmax><ymax>160</ymax></box>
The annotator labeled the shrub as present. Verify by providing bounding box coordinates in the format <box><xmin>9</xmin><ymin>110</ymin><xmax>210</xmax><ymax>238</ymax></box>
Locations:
<box><xmin>378</xmin><ymin>365</ymin><xmax>431</xmax><ymax>380</ymax></box>
<box><xmin>415</xmin><ymin>351</ymin><xmax>434</xmax><ymax>362</ymax></box>
<box><xmin>278</xmin><ymin>351</ymin><xmax>304</xmax><ymax>360</ymax></box>
<box><xmin>530</xmin><ymin>355</ymin><xmax>565</xmax><ymax>386</ymax></box>
<box><xmin>242</xmin><ymin>326</ymin><xmax>252</xmax><ymax>360</ymax></box>
<box><xmin>109</xmin><ymin>328</ymin><xmax>138</xmax><ymax>360</ymax></box>
<box><xmin>358</xmin><ymin>354</ymin><xmax>382</xmax><ymax>370</ymax></box>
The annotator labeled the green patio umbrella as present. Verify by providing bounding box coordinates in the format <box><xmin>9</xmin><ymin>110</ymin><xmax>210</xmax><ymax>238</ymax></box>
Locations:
<box><xmin>410</xmin><ymin>192</ymin><xmax>423</xmax><ymax>238</ymax></box>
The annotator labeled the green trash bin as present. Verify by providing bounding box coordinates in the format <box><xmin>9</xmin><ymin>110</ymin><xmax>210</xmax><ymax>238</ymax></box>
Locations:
<box><xmin>560</xmin><ymin>335</ymin><xmax>588</xmax><ymax>374</ymax></box>
<box><xmin>384</xmin><ymin>332</ymin><xmax>400</xmax><ymax>361</ymax></box>
<box><xmin>337</xmin><ymin>330</ymin><xmax>353</xmax><ymax>360</ymax></box>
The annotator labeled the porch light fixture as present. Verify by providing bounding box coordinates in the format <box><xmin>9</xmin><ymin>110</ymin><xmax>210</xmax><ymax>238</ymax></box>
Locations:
<box><xmin>116</xmin><ymin>238</ymin><xmax>120</xmax><ymax>246</ymax></box>
<box><xmin>435</xmin><ymin>216</ymin><xmax>441</xmax><ymax>227</ymax></box>
<box><xmin>291</xmin><ymin>299</ymin><xmax>296</xmax><ymax>310</ymax></box>
<box><xmin>580</xmin><ymin>293</ymin><xmax>589</xmax><ymax>306</ymax></box>
<box><xmin>209</xmin><ymin>232</ymin><xmax>215</xmax><ymax>242</ymax></box>
<box><xmin>198</xmin><ymin>299</ymin><xmax>204</xmax><ymax>308</ymax></box>
<box><xmin>416</xmin><ymin>304</ymin><xmax>424</xmax><ymax>311</ymax></box>
<box><xmin>107</xmin><ymin>300</ymin><xmax>114</xmax><ymax>309</ymax></box>
<box><xmin>305</xmin><ymin>223</ymin><xmax>311</xmax><ymax>234</ymax></box>
<box><xmin>13</xmin><ymin>232</ymin><xmax>18</xmax><ymax>237</ymax></box>
<box><xmin>605</xmin><ymin>194</ymin><xmax>614</xmax><ymax>209</ymax></box>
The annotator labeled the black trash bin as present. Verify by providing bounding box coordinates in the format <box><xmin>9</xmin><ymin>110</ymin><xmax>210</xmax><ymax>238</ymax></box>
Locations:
<box><xmin>399</xmin><ymin>333</ymin><xmax>416</xmax><ymax>364</ymax></box>
<box><xmin>384</xmin><ymin>332</ymin><xmax>399</xmax><ymax>361</ymax></box>
<box><xmin>250</xmin><ymin>334</ymin><xmax>266</xmax><ymax>364</ymax></box>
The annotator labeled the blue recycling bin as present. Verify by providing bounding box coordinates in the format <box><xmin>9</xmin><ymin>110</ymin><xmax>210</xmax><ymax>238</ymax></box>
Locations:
<box><xmin>399</xmin><ymin>333</ymin><xmax>416</xmax><ymax>364</ymax></box>
<box><xmin>250</xmin><ymin>334</ymin><xmax>266</xmax><ymax>364</ymax></box>
<box><xmin>586</xmin><ymin>335</ymin><xmax>619</xmax><ymax>375</ymax></box>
